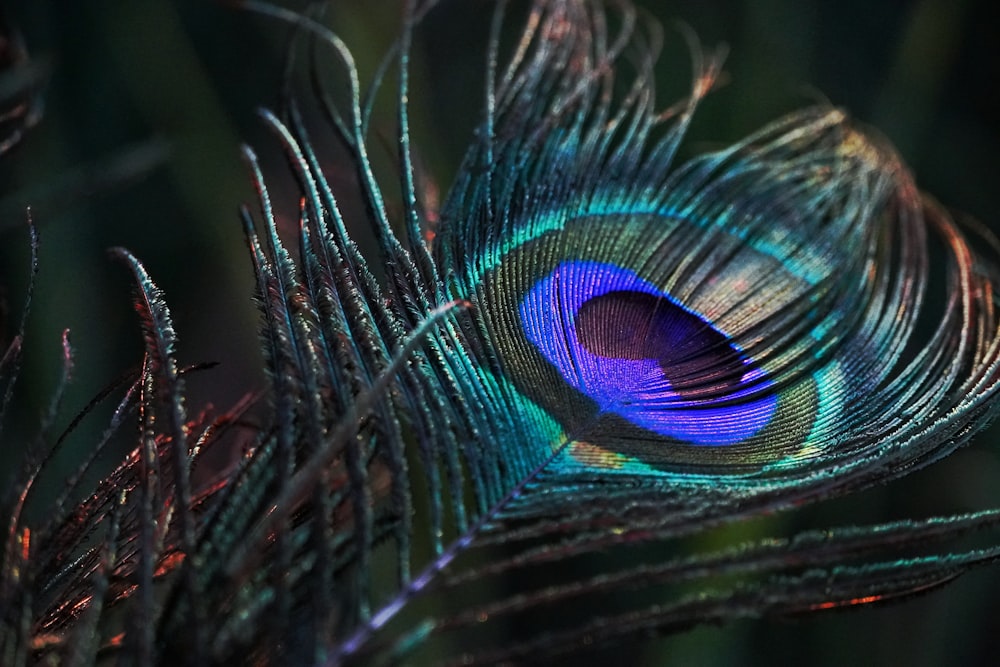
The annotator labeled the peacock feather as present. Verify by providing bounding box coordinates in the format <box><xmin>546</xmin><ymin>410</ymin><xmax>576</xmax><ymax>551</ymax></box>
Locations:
<box><xmin>2</xmin><ymin>0</ymin><xmax>1000</xmax><ymax>664</ymax></box>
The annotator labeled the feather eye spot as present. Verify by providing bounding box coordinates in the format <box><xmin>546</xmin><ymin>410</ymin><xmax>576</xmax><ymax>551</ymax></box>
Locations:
<box><xmin>519</xmin><ymin>260</ymin><xmax>778</xmax><ymax>446</ymax></box>
<box><xmin>575</xmin><ymin>289</ymin><xmax>750</xmax><ymax>399</ymax></box>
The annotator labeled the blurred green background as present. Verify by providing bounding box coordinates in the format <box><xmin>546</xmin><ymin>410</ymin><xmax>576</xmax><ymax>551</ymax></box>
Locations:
<box><xmin>1</xmin><ymin>1</ymin><xmax>999</xmax><ymax>665</ymax></box>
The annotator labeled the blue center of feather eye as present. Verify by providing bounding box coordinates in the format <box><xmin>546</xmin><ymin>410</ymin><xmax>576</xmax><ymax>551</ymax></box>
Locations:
<box><xmin>519</xmin><ymin>261</ymin><xmax>777</xmax><ymax>446</ymax></box>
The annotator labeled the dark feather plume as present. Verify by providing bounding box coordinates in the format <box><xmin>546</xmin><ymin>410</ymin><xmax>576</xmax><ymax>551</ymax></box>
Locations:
<box><xmin>2</xmin><ymin>1</ymin><xmax>1000</xmax><ymax>665</ymax></box>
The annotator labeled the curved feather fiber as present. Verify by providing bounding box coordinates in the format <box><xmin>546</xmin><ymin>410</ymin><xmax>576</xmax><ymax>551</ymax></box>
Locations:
<box><xmin>3</xmin><ymin>0</ymin><xmax>1000</xmax><ymax>665</ymax></box>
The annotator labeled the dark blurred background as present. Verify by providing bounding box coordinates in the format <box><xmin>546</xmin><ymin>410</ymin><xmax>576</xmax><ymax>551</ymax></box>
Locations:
<box><xmin>1</xmin><ymin>1</ymin><xmax>999</xmax><ymax>665</ymax></box>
